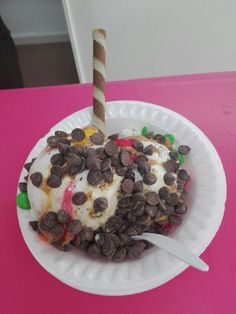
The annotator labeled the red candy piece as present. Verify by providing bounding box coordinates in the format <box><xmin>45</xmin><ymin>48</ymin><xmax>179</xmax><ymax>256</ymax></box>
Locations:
<box><xmin>60</xmin><ymin>225</ymin><xmax>68</xmax><ymax>241</ymax></box>
<box><xmin>163</xmin><ymin>222</ymin><xmax>172</xmax><ymax>232</ymax></box>
<box><xmin>114</xmin><ymin>138</ymin><xmax>132</xmax><ymax>147</ymax></box>
<box><xmin>39</xmin><ymin>234</ymin><xmax>47</xmax><ymax>242</ymax></box>
<box><xmin>130</xmin><ymin>152</ymin><xmax>136</xmax><ymax>161</ymax></box>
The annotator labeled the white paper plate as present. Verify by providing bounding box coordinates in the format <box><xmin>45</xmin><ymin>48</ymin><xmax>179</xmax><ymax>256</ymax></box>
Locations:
<box><xmin>17</xmin><ymin>101</ymin><xmax>227</xmax><ymax>296</ymax></box>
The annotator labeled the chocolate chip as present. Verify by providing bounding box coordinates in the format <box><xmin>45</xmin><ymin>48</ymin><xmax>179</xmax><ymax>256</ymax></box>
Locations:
<box><xmin>116</xmin><ymin>208</ymin><xmax>128</xmax><ymax>219</ymax></box>
<box><xmin>70</xmin><ymin>234</ymin><xmax>82</xmax><ymax>247</ymax></box>
<box><xmin>102</xmin><ymin>236</ymin><xmax>115</xmax><ymax>257</ymax></box>
<box><xmin>143</xmin><ymin>144</ymin><xmax>154</xmax><ymax>155</ymax></box>
<box><xmin>131</xmin><ymin>202</ymin><xmax>145</xmax><ymax>216</ymax></box>
<box><xmin>174</xmin><ymin>203</ymin><xmax>187</xmax><ymax>214</ymax></box>
<box><xmin>177</xmin><ymin>169</ymin><xmax>190</xmax><ymax>181</ymax></box>
<box><xmin>108</xmin><ymin>133</ymin><xmax>119</xmax><ymax>140</ymax></box>
<box><xmin>164</xmin><ymin>172</ymin><xmax>175</xmax><ymax>186</ymax></box>
<box><xmin>169</xmin><ymin>214</ymin><xmax>182</xmax><ymax>225</ymax></box>
<box><xmin>164</xmin><ymin>159</ymin><xmax>178</xmax><ymax>172</ymax></box>
<box><xmin>47</xmin><ymin>135</ymin><xmax>59</xmax><ymax>148</ymax></box>
<box><xmin>68</xmin><ymin>146</ymin><xmax>82</xmax><ymax>155</ymax></box>
<box><xmin>155</xmin><ymin>134</ymin><xmax>165</xmax><ymax>144</ymax></box>
<box><xmin>68</xmin><ymin>157</ymin><xmax>85</xmax><ymax>176</ymax></box>
<box><xmin>107</xmin><ymin>234</ymin><xmax>120</xmax><ymax>248</ymax></box>
<box><xmin>67</xmin><ymin>219</ymin><xmax>82</xmax><ymax>234</ymax></box>
<box><xmin>122</xmin><ymin>178</ymin><xmax>134</xmax><ymax>194</ymax></box>
<box><xmin>90</xmin><ymin>132</ymin><xmax>105</xmax><ymax>145</ymax></box>
<box><xmin>157</xmin><ymin>199</ymin><xmax>167</xmax><ymax>211</ymax></box>
<box><xmin>51</xmin><ymin>224</ymin><xmax>65</xmax><ymax>239</ymax></box>
<box><xmin>104</xmin><ymin>140</ymin><xmax>118</xmax><ymax>156</ymax></box>
<box><xmin>58</xmin><ymin>138</ymin><xmax>71</xmax><ymax>146</ymax></box>
<box><xmin>137</xmin><ymin>161</ymin><xmax>151</xmax><ymax>176</ymax></box>
<box><xmin>132</xmin><ymin>141</ymin><xmax>144</xmax><ymax>152</ymax></box>
<box><xmin>104</xmin><ymin>215</ymin><xmax>123</xmax><ymax>233</ymax></box>
<box><xmin>135</xmin><ymin>154</ymin><xmax>148</xmax><ymax>164</ymax></box>
<box><xmin>118</xmin><ymin>196</ymin><xmax>131</xmax><ymax>208</ymax></box>
<box><xmin>133</xmin><ymin>193</ymin><xmax>146</xmax><ymax>204</ymax></box>
<box><xmin>86</xmin><ymin>156</ymin><xmax>101</xmax><ymax>170</ymax></box>
<box><xmin>127</xmin><ymin>211</ymin><xmax>137</xmax><ymax>224</ymax></box>
<box><xmin>120</xmin><ymin>150</ymin><xmax>131</xmax><ymax>166</ymax></box>
<box><xmin>43</xmin><ymin>212</ymin><xmax>58</xmax><ymax>227</ymax></box>
<box><xmin>125</xmin><ymin>171</ymin><xmax>135</xmax><ymax>182</ymax></box>
<box><xmin>88</xmin><ymin>243</ymin><xmax>101</xmax><ymax>258</ymax></box>
<box><xmin>71</xmin><ymin>128</ymin><xmax>85</xmax><ymax>141</ymax></box>
<box><xmin>95</xmin><ymin>147</ymin><xmax>106</xmax><ymax>159</ymax></box>
<box><xmin>166</xmin><ymin>193</ymin><xmax>179</xmax><ymax>206</ymax></box>
<box><xmin>79</xmin><ymin>241</ymin><xmax>89</xmax><ymax>251</ymax></box>
<box><xmin>86</xmin><ymin>148</ymin><xmax>96</xmax><ymax>158</ymax></box>
<box><xmin>47</xmin><ymin>174</ymin><xmax>62</xmax><ymax>188</ymax></box>
<box><xmin>116</xmin><ymin>166</ymin><xmax>127</xmax><ymax>176</ymax></box>
<box><xmin>126</xmin><ymin>226</ymin><xmax>138</xmax><ymax>236</ymax></box>
<box><xmin>38</xmin><ymin>219</ymin><xmax>51</xmax><ymax>232</ymax></box>
<box><xmin>55</xmin><ymin>130</ymin><xmax>67</xmax><ymax>138</ymax></box>
<box><xmin>30</xmin><ymin>172</ymin><xmax>42</xmax><ymax>187</ymax></box>
<box><xmin>80</xmin><ymin>228</ymin><xmax>94</xmax><ymax>241</ymax></box>
<box><xmin>145</xmin><ymin>191</ymin><xmax>160</xmax><ymax>205</ymax></box>
<box><xmin>177</xmin><ymin>178</ymin><xmax>185</xmax><ymax>189</ymax></box>
<box><xmin>51</xmin><ymin>165</ymin><xmax>64</xmax><ymax>178</ymax></box>
<box><xmin>178</xmin><ymin>145</ymin><xmax>191</xmax><ymax>155</ymax></box>
<box><xmin>19</xmin><ymin>182</ymin><xmax>27</xmax><ymax>192</ymax></box>
<box><xmin>159</xmin><ymin>186</ymin><xmax>170</xmax><ymax>200</ymax></box>
<box><xmin>137</xmin><ymin>213</ymin><xmax>152</xmax><ymax>226</ymax></box>
<box><xmin>24</xmin><ymin>162</ymin><xmax>32</xmax><ymax>172</ymax></box>
<box><xmin>87</xmin><ymin>170</ymin><xmax>103</xmax><ymax>186</ymax></box>
<box><xmin>101</xmin><ymin>158</ymin><xmax>111</xmax><ymax>171</ymax></box>
<box><xmin>24</xmin><ymin>175</ymin><xmax>29</xmax><ymax>182</ymax></box>
<box><xmin>57</xmin><ymin>209</ymin><xmax>70</xmax><ymax>223</ymax></box>
<box><xmin>94</xmin><ymin>197</ymin><xmax>108</xmax><ymax>213</ymax></box>
<box><xmin>112</xmin><ymin>247</ymin><xmax>126</xmax><ymax>262</ymax></box>
<box><xmin>145</xmin><ymin>204</ymin><xmax>157</xmax><ymax>217</ymax></box>
<box><xmin>29</xmin><ymin>221</ymin><xmax>38</xmax><ymax>231</ymax></box>
<box><xmin>67</xmin><ymin>153</ymin><xmax>82</xmax><ymax>166</ymax></box>
<box><xmin>119</xmin><ymin>233</ymin><xmax>134</xmax><ymax>246</ymax></box>
<box><xmin>165</xmin><ymin>203</ymin><xmax>174</xmax><ymax>215</ymax></box>
<box><xmin>127</xmin><ymin>241</ymin><xmax>145</xmax><ymax>258</ymax></box>
<box><xmin>145</xmin><ymin>132</ymin><xmax>154</xmax><ymax>139</ymax></box>
<box><xmin>169</xmin><ymin>151</ymin><xmax>179</xmax><ymax>161</ymax></box>
<box><xmin>95</xmin><ymin>233</ymin><xmax>105</xmax><ymax>247</ymax></box>
<box><xmin>57</xmin><ymin>142</ymin><xmax>69</xmax><ymax>156</ymax></box>
<box><xmin>143</xmin><ymin>172</ymin><xmax>157</xmax><ymax>185</ymax></box>
<box><xmin>72</xmin><ymin>192</ymin><xmax>87</xmax><ymax>205</ymax></box>
<box><xmin>50</xmin><ymin>154</ymin><xmax>65</xmax><ymax>167</ymax></box>
<box><xmin>64</xmin><ymin>243</ymin><xmax>75</xmax><ymax>252</ymax></box>
<box><xmin>111</xmin><ymin>156</ymin><xmax>120</xmax><ymax>167</ymax></box>
<box><xmin>133</xmin><ymin>180</ymin><xmax>144</xmax><ymax>193</ymax></box>
<box><xmin>102</xmin><ymin>170</ymin><xmax>114</xmax><ymax>183</ymax></box>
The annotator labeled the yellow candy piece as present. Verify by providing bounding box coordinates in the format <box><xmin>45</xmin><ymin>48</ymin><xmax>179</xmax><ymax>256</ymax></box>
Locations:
<box><xmin>73</xmin><ymin>127</ymin><xmax>98</xmax><ymax>145</ymax></box>
<box><xmin>84</xmin><ymin>127</ymin><xmax>97</xmax><ymax>138</ymax></box>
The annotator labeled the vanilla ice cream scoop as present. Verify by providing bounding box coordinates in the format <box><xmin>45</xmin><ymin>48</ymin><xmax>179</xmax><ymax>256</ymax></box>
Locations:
<box><xmin>27</xmin><ymin>133</ymin><xmax>178</xmax><ymax>231</ymax></box>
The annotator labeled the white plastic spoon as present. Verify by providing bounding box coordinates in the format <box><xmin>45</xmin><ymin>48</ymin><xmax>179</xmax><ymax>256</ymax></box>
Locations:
<box><xmin>133</xmin><ymin>233</ymin><xmax>209</xmax><ymax>272</ymax></box>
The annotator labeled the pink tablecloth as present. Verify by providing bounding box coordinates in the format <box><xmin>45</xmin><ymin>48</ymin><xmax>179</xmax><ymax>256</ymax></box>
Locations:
<box><xmin>0</xmin><ymin>72</ymin><xmax>235</xmax><ymax>314</ymax></box>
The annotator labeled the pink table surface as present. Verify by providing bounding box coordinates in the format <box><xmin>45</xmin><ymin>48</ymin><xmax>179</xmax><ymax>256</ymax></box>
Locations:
<box><xmin>0</xmin><ymin>72</ymin><xmax>235</xmax><ymax>314</ymax></box>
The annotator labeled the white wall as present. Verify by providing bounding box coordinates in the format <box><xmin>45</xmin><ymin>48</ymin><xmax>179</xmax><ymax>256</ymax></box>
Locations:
<box><xmin>63</xmin><ymin>0</ymin><xmax>236</xmax><ymax>82</ymax></box>
<box><xmin>0</xmin><ymin>0</ymin><xmax>68</xmax><ymax>44</ymax></box>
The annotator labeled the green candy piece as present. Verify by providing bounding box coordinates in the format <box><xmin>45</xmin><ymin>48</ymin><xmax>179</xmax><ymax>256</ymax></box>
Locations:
<box><xmin>164</xmin><ymin>133</ymin><xmax>175</xmax><ymax>145</ymax></box>
<box><xmin>16</xmin><ymin>192</ymin><xmax>31</xmax><ymax>210</ymax></box>
<box><xmin>178</xmin><ymin>153</ymin><xmax>185</xmax><ymax>164</ymax></box>
<box><xmin>141</xmin><ymin>126</ymin><xmax>149</xmax><ymax>136</ymax></box>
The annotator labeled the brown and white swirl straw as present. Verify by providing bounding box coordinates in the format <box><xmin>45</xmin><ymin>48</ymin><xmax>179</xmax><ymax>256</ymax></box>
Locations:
<box><xmin>92</xmin><ymin>28</ymin><xmax>106</xmax><ymax>134</ymax></box>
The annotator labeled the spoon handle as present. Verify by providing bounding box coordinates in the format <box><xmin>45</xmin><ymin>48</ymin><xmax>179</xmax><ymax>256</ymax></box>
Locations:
<box><xmin>133</xmin><ymin>233</ymin><xmax>209</xmax><ymax>272</ymax></box>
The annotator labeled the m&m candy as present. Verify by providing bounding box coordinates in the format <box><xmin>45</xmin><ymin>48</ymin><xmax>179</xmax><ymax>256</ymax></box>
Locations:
<box><xmin>16</xmin><ymin>192</ymin><xmax>31</xmax><ymax>210</ymax></box>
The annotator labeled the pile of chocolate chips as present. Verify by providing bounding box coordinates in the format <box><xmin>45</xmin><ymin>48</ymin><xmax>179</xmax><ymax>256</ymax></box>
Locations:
<box><xmin>25</xmin><ymin>128</ymin><xmax>191</xmax><ymax>261</ymax></box>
